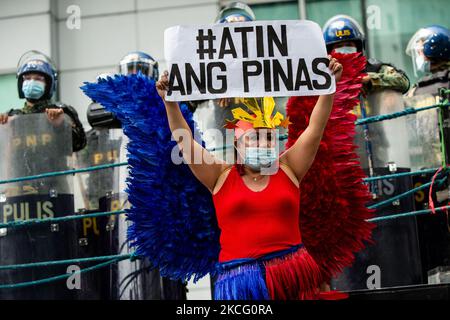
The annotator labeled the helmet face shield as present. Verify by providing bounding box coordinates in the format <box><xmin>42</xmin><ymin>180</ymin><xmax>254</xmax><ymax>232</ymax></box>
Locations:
<box><xmin>119</xmin><ymin>52</ymin><xmax>159</xmax><ymax>80</ymax></box>
<box><xmin>17</xmin><ymin>50</ymin><xmax>56</xmax><ymax>73</ymax></box>
<box><xmin>220</xmin><ymin>13</ymin><xmax>253</xmax><ymax>23</ymax></box>
<box><xmin>407</xmin><ymin>25</ymin><xmax>450</xmax><ymax>57</ymax></box>
<box><xmin>405</xmin><ymin>28</ymin><xmax>432</xmax><ymax>57</ymax></box>
<box><xmin>410</xmin><ymin>43</ymin><xmax>431</xmax><ymax>78</ymax></box>
<box><xmin>406</xmin><ymin>28</ymin><xmax>434</xmax><ymax>77</ymax></box>
<box><xmin>120</xmin><ymin>62</ymin><xmax>152</xmax><ymax>77</ymax></box>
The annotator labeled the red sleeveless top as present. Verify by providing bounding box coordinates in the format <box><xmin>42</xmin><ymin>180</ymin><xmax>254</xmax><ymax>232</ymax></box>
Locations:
<box><xmin>213</xmin><ymin>164</ymin><xmax>302</xmax><ymax>262</ymax></box>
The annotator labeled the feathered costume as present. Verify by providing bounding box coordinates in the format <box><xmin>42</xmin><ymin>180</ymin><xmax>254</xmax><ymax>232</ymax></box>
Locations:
<box><xmin>82</xmin><ymin>77</ymin><xmax>220</xmax><ymax>283</ymax></box>
<box><xmin>285</xmin><ymin>52</ymin><xmax>376</xmax><ymax>283</ymax></box>
<box><xmin>81</xmin><ymin>51</ymin><xmax>374</xmax><ymax>300</ymax></box>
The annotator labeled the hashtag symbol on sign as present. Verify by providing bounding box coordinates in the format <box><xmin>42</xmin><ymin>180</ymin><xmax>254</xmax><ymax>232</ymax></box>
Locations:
<box><xmin>196</xmin><ymin>29</ymin><xmax>216</xmax><ymax>60</ymax></box>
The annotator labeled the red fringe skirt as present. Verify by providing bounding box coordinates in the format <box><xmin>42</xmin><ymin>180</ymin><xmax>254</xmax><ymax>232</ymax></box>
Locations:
<box><xmin>214</xmin><ymin>244</ymin><xmax>348</xmax><ymax>300</ymax></box>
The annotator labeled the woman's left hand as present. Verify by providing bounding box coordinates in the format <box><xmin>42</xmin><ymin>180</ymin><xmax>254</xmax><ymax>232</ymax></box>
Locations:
<box><xmin>328</xmin><ymin>55</ymin><xmax>343</xmax><ymax>83</ymax></box>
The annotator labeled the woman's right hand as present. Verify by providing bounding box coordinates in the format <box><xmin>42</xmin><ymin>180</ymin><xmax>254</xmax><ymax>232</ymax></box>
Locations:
<box><xmin>0</xmin><ymin>113</ymin><xmax>9</xmax><ymax>125</ymax></box>
<box><xmin>156</xmin><ymin>70</ymin><xmax>169</xmax><ymax>101</ymax></box>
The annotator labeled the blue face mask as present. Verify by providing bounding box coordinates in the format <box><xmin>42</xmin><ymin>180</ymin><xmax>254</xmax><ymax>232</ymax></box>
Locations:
<box><xmin>334</xmin><ymin>46</ymin><xmax>358</xmax><ymax>54</ymax></box>
<box><xmin>243</xmin><ymin>147</ymin><xmax>278</xmax><ymax>171</ymax></box>
<box><xmin>22</xmin><ymin>80</ymin><xmax>46</xmax><ymax>100</ymax></box>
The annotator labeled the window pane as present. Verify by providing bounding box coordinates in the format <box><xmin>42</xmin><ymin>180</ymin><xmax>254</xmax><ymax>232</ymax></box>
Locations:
<box><xmin>251</xmin><ymin>1</ymin><xmax>300</xmax><ymax>20</ymax></box>
<box><xmin>0</xmin><ymin>74</ymin><xmax>22</xmax><ymax>113</ymax></box>
<box><xmin>306</xmin><ymin>0</ymin><xmax>363</xmax><ymax>27</ymax></box>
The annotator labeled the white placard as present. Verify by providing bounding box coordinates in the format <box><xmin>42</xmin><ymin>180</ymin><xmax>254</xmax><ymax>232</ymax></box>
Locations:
<box><xmin>164</xmin><ymin>20</ymin><xmax>336</xmax><ymax>101</ymax></box>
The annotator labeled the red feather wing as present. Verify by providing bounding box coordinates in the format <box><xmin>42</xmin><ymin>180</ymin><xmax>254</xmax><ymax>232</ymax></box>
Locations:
<box><xmin>286</xmin><ymin>52</ymin><xmax>376</xmax><ymax>280</ymax></box>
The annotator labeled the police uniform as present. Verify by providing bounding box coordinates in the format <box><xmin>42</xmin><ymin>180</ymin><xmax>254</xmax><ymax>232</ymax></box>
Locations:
<box><xmin>365</xmin><ymin>58</ymin><xmax>410</xmax><ymax>95</ymax></box>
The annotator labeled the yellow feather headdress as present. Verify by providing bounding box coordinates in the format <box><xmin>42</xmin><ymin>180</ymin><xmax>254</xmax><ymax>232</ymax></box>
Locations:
<box><xmin>223</xmin><ymin>97</ymin><xmax>291</xmax><ymax>129</ymax></box>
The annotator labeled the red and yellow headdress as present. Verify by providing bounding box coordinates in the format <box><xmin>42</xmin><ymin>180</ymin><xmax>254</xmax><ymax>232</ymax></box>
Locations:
<box><xmin>223</xmin><ymin>97</ymin><xmax>291</xmax><ymax>138</ymax></box>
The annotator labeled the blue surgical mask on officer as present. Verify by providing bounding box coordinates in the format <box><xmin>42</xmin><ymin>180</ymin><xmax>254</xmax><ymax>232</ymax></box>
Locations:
<box><xmin>22</xmin><ymin>80</ymin><xmax>46</xmax><ymax>100</ymax></box>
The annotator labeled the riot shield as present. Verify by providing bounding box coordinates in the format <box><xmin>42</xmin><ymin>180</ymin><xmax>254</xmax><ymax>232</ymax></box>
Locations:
<box><xmin>75</xmin><ymin>129</ymin><xmax>124</xmax><ymax>212</ymax></box>
<box><xmin>193</xmin><ymin>99</ymin><xmax>231</xmax><ymax>160</ymax></box>
<box><xmin>0</xmin><ymin>113</ymin><xmax>76</xmax><ymax>299</ymax></box>
<box><xmin>404</xmin><ymin>94</ymin><xmax>442</xmax><ymax>171</ymax></box>
<box><xmin>355</xmin><ymin>90</ymin><xmax>411</xmax><ymax>170</ymax></box>
<box><xmin>72</xmin><ymin>128</ymin><xmax>125</xmax><ymax>299</ymax></box>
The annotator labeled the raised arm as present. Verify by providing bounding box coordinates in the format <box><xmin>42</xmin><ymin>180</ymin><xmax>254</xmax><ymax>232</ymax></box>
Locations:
<box><xmin>156</xmin><ymin>71</ymin><xmax>228</xmax><ymax>193</ymax></box>
<box><xmin>280</xmin><ymin>57</ymin><xmax>343</xmax><ymax>181</ymax></box>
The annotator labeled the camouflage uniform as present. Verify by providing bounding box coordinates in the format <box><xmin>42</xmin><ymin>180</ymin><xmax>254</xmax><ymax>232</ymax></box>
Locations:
<box><xmin>363</xmin><ymin>58</ymin><xmax>410</xmax><ymax>95</ymax></box>
<box><xmin>353</xmin><ymin>58</ymin><xmax>410</xmax><ymax>119</ymax></box>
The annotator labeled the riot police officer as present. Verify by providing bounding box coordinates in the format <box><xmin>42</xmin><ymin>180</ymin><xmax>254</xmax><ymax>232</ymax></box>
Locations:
<box><xmin>323</xmin><ymin>15</ymin><xmax>412</xmax><ymax>172</ymax></box>
<box><xmin>119</xmin><ymin>51</ymin><xmax>159</xmax><ymax>78</ymax></box>
<box><xmin>0</xmin><ymin>51</ymin><xmax>85</xmax><ymax>299</ymax></box>
<box><xmin>405</xmin><ymin>25</ymin><xmax>450</xmax><ymax>169</ymax></box>
<box><xmin>87</xmin><ymin>51</ymin><xmax>159</xmax><ymax>129</ymax></box>
<box><xmin>406</xmin><ymin>25</ymin><xmax>450</xmax><ymax>97</ymax></box>
<box><xmin>0</xmin><ymin>50</ymin><xmax>86</xmax><ymax>152</ymax></box>
<box><xmin>323</xmin><ymin>15</ymin><xmax>410</xmax><ymax>95</ymax></box>
<box><xmin>323</xmin><ymin>15</ymin><xmax>419</xmax><ymax>292</ymax></box>
<box><xmin>405</xmin><ymin>25</ymin><xmax>450</xmax><ymax>282</ymax></box>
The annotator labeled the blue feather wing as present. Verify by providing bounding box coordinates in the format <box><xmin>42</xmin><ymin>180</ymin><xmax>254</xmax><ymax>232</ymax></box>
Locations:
<box><xmin>81</xmin><ymin>74</ymin><xmax>220</xmax><ymax>282</ymax></box>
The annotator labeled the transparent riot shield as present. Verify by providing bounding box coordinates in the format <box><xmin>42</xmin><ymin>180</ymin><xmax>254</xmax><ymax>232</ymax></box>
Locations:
<box><xmin>73</xmin><ymin>128</ymin><xmax>125</xmax><ymax>299</ymax></box>
<box><xmin>355</xmin><ymin>89</ymin><xmax>411</xmax><ymax>170</ymax></box>
<box><xmin>0</xmin><ymin>113</ymin><xmax>76</xmax><ymax>299</ymax></box>
<box><xmin>75</xmin><ymin>129</ymin><xmax>124</xmax><ymax>212</ymax></box>
<box><xmin>404</xmin><ymin>94</ymin><xmax>442</xmax><ymax>171</ymax></box>
<box><xmin>193</xmin><ymin>99</ymin><xmax>235</xmax><ymax>161</ymax></box>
